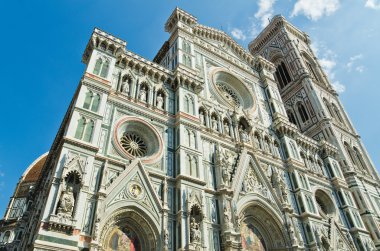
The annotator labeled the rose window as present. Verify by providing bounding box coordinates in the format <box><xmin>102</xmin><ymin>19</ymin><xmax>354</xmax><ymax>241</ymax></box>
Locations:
<box><xmin>216</xmin><ymin>82</ymin><xmax>241</xmax><ymax>108</ymax></box>
<box><xmin>120</xmin><ymin>132</ymin><xmax>147</xmax><ymax>157</ymax></box>
<box><xmin>209</xmin><ymin>68</ymin><xmax>255</xmax><ymax>110</ymax></box>
<box><xmin>113</xmin><ymin>116</ymin><xmax>164</xmax><ymax>164</ymax></box>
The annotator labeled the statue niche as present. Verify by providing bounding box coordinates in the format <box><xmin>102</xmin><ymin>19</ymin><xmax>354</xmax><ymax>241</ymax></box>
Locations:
<box><xmin>189</xmin><ymin>205</ymin><xmax>202</xmax><ymax>245</ymax></box>
<box><xmin>57</xmin><ymin>171</ymin><xmax>81</xmax><ymax>218</ymax></box>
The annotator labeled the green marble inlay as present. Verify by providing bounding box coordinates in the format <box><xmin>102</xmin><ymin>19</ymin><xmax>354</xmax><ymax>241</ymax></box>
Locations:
<box><xmin>37</xmin><ymin>234</ymin><xmax>77</xmax><ymax>247</ymax></box>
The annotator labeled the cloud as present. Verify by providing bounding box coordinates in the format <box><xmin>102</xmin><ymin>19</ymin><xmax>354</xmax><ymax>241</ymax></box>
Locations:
<box><xmin>229</xmin><ymin>0</ymin><xmax>274</xmax><ymax>42</ymax></box>
<box><xmin>255</xmin><ymin>0</ymin><xmax>276</xmax><ymax>28</ymax></box>
<box><xmin>231</xmin><ymin>28</ymin><xmax>247</xmax><ymax>41</ymax></box>
<box><xmin>0</xmin><ymin>171</ymin><xmax>4</xmax><ymax>177</ymax></box>
<box><xmin>291</xmin><ymin>0</ymin><xmax>340</xmax><ymax>20</ymax></box>
<box><xmin>332</xmin><ymin>81</ymin><xmax>346</xmax><ymax>93</ymax></box>
<box><xmin>312</xmin><ymin>41</ymin><xmax>346</xmax><ymax>92</ymax></box>
<box><xmin>365</xmin><ymin>0</ymin><xmax>380</xmax><ymax>9</ymax></box>
<box><xmin>346</xmin><ymin>54</ymin><xmax>364</xmax><ymax>73</ymax></box>
<box><xmin>355</xmin><ymin>66</ymin><xmax>365</xmax><ymax>73</ymax></box>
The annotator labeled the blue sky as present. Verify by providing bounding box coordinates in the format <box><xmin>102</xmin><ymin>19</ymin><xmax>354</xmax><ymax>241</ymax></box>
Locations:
<box><xmin>0</xmin><ymin>0</ymin><xmax>379</xmax><ymax>216</ymax></box>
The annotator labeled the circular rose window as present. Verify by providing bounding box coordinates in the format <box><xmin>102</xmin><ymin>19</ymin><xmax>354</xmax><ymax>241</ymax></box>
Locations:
<box><xmin>209</xmin><ymin>67</ymin><xmax>255</xmax><ymax>111</ymax></box>
<box><xmin>113</xmin><ymin>116</ymin><xmax>163</xmax><ymax>164</ymax></box>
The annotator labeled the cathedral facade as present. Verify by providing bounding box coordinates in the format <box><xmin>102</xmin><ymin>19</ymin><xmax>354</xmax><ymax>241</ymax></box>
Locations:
<box><xmin>1</xmin><ymin>7</ymin><xmax>380</xmax><ymax>251</ymax></box>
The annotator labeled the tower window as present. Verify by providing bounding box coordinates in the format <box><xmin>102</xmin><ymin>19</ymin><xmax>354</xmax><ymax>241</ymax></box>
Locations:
<box><xmin>287</xmin><ymin>110</ymin><xmax>297</xmax><ymax>125</ymax></box>
<box><xmin>83</xmin><ymin>91</ymin><xmax>101</xmax><ymax>112</ymax></box>
<box><xmin>184</xmin><ymin>94</ymin><xmax>194</xmax><ymax>115</ymax></box>
<box><xmin>275</xmin><ymin>61</ymin><xmax>292</xmax><ymax>89</ymax></box>
<box><xmin>306</xmin><ymin>61</ymin><xmax>319</xmax><ymax>81</ymax></box>
<box><xmin>93</xmin><ymin>57</ymin><xmax>110</xmax><ymax>78</ymax></box>
<box><xmin>75</xmin><ymin>117</ymin><xmax>95</xmax><ymax>143</ymax></box>
<box><xmin>297</xmin><ymin>103</ymin><xmax>309</xmax><ymax>123</ymax></box>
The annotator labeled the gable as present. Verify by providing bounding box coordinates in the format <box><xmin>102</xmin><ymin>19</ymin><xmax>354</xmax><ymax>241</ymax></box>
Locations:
<box><xmin>103</xmin><ymin>159</ymin><xmax>163</xmax><ymax>224</ymax></box>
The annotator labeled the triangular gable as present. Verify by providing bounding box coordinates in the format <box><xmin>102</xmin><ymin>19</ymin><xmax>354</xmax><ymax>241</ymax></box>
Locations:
<box><xmin>193</xmin><ymin>24</ymin><xmax>255</xmax><ymax>67</ymax></box>
<box><xmin>333</xmin><ymin>221</ymin><xmax>356</xmax><ymax>251</ymax></box>
<box><xmin>232</xmin><ymin>150</ymin><xmax>282</xmax><ymax>209</ymax></box>
<box><xmin>103</xmin><ymin>159</ymin><xmax>163</xmax><ymax>223</ymax></box>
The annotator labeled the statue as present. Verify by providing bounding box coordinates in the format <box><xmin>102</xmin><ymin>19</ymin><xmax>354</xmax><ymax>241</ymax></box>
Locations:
<box><xmin>211</xmin><ymin>117</ymin><xmax>218</xmax><ymax>131</ymax></box>
<box><xmin>93</xmin><ymin>218</ymin><xmax>100</xmax><ymax>241</ymax></box>
<box><xmin>199</xmin><ymin>111</ymin><xmax>205</xmax><ymax>125</ymax></box>
<box><xmin>164</xmin><ymin>228</ymin><xmax>169</xmax><ymax>246</ymax></box>
<box><xmin>139</xmin><ymin>86</ymin><xmax>147</xmax><ymax>102</ymax></box>
<box><xmin>279</xmin><ymin>175</ymin><xmax>288</xmax><ymax>203</ymax></box>
<box><xmin>285</xmin><ymin>215</ymin><xmax>298</xmax><ymax>245</ymax></box>
<box><xmin>244</xmin><ymin>167</ymin><xmax>260</xmax><ymax>192</ymax></box>
<box><xmin>156</xmin><ymin>93</ymin><xmax>164</xmax><ymax>109</ymax></box>
<box><xmin>239</xmin><ymin>125</ymin><xmax>248</xmax><ymax>142</ymax></box>
<box><xmin>190</xmin><ymin>217</ymin><xmax>201</xmax><ymax>243</ymax></box>
<box><xmin>57</xmin><ymin>187</ymin><xmax>75</xmax><ymax>217</ymax></box>
<box><xmin>223</xmin><ymin>203</ymin><xmax>231</xmax><ymax>228</ymax></box>
<box><xmin>224</xmin><ymin>122</ymin><xmax>230</xmax><ymax>135</ymax></box>
<box><xmin>121</xmin><ymin>81</ymin><xmax>129</xmax><ymax>94</ymax></box>
<box><xmin>218</xmin><ymin>149</ymin><xmax>234</xmax><ymax>186</ymax></box>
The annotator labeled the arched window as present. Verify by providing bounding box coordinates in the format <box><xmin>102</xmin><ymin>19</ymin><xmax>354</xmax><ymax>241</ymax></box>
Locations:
<box><xmin>338</xmin><ymin>191</ymin><xmax>346</xmax><ymax>205</ymax></box>
<box><xmin>184</xmin><ymin>95</ymin><xmax>190</xmax><ymax>113</ymax></box>
<box><xmin>306</xmin><ymin>61</ymin><xmax>319</xmax><ymax>81</ymax></box>
<box><xmin>323</xmin><ymin>98</ymin><xmax>333</xmax><ymax>117</ymax></box>
<box><xmin>287</xmin><ymin>110</ymin><xmax>297</xmax><ymax>125</ymax></box>
<box><xmin>191</xmin><ymin>156</ymin><xmax>198</xmax><ymax>178</ymax></box>
<box><xmin>289</xmin><ymin>142</ymin><xmax>298</xmax><ymax>159</ymax></box>
<box><xmin>93</xmin><ymin>58</ymin><xmax>103</xmax><ymax>75</ymax></box>
<box><xmin>298</xmin><ymin>195</ymin><xmax>305</xmax><ymax>213</ymax></box>
<box><xmin>75</xmin><ymin>117</ymin><xmax>94</xmax><ymax>143</ymax></box>
<box><xmin>184</xmin><ymin>95</ymin><xmax>194</xmax><ymax>114</ymax></box>
<box><xmin>291</xmin><ymin>172</ymin><xmax>298</xmax><ymax>189</ymax></box>
<box><xmin>93</xmin><ymin>57</ymin><xmax>110</xmax><ymax>78</ymax></box>
<box><xmin>91</xmin><ymin>94</ymin><xmax>100</xmax><ymax>112</ymax></box>
<box><xmin>344</xmin><ymin>142</ymin><xmax>357</xmax><ymax>166</ymax></box>
<box><xmin>83</xmin><ymin>120</ymin><xmax>94</xmax><ymax>142</ymax></box>
<box><xmin>353</xmin><ymin>147</ymin><xmax>366</xmax><ymax>170</ymax></box>
<box><xmin>100</xmin><ymin>60</ymin><xmax>110</xmax><ymax>78</ymax></box>
<box><xmin>345</xmin><ymin>211</ymin><xmax>355</xmax><ymax>228</ymax></box>
<box><xmin>297</xmin><ymin>102</ymin><xmax>309</xmax><ymax>123</ymax></box>
<box><xmin>3</xmin><ymin>231</ymin><xmax>11</xmax><ymax>243</ymax></box>
<box><xmin>275</xmin><ymin>61</ymin><xmax>292</xmax><ymax>89</ymax></box>
<box><xmin>186</xmin><ymin>129</ymin><xmax>192</xmax><ymax>147</ymax></box>
<box><xmin>332</xmin><ymin>162</ymin><xmax>342</xmax><ymax>178</ymax></box>
<box><xmin>331</xmin><ymin>103</ymin><xmax>344</xmax><ymax>123</ymax></box>
<box><xmin>83</xmin><ymin>91</ymin><xmax>101</xmax><ymax>112</ymax></box>
<box><xmin>75</xmin><ymin>117</ymin><xmax>86</xmax><ymax>139</ymax></box>
<box><xmin>191</xmin><ymin>131</ymin><xmax>196</xmax><ymax>148</ymax></box>
<box><xmin>186</xmin><ymin>155</ymin><xmax>192</xmax><ymax>174</ymax></box>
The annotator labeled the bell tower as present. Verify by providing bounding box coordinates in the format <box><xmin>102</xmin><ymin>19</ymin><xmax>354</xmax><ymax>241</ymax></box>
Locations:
<box><xmin>249</xmin><ymin>15</ymin><xmax>380</xmax><ymax>249</ymax></box>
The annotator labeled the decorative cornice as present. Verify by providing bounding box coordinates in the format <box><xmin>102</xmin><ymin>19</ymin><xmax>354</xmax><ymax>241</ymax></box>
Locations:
<box><xmin>249</xmin><ymin>15</ymin><xmax>310</xmax><ymax>55</ymax></box>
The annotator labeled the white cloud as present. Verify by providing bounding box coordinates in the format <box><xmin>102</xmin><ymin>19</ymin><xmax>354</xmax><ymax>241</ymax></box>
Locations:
<box><xmin>255</xmin><ymin>0</ymin><xmax>276</xmax><ymax>28</ymax></box>
<box><xmin>312</xmin><ymin>42</ymin><xmax>346</xmax><ymax>92</ymax></box>
<box><xmin>365</xmin><ymin>0</ymin><xmax>380</xmax><ymax>9</ymax></box>
<box><xmin>346</xmin><ymin>54</ymin><xmax>364</xmax><ymax>73</ymax></box>
<box><xmin>355</xmin><ymin>66</ymin><xmax>365</xmax><ymax>73</ymax></box>
<box><xmin>332</xmin><ymin>81</ymin><xmax>346</xmax><ymax>93</ymax></box>
<box><xmin>231</xmin><ymin>28</ymin><xmax>247</xmax><ymax>41</ymax></box>
<box><xmin>0</xmin><ymin>171</ymin><xmax>4</xmax><ymax>177</ymax></box>
<box><xmin>229</xmin><ymin>0</ymin><xmax>274</xmax><ymax>42</ymax></box>
<box><xmin>291</xmin><ymin>0</ymin><xmax>340</xmax><ymax>21</ymax></box>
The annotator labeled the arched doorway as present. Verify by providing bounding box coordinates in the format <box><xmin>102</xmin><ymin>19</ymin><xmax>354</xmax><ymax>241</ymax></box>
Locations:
<box><xmin>238</xmin><ymin>201</ymin><xmax>288</xmax><ymax>251</ymax></box>
<box><xmin>100</xmin><ymin>208</ymin><xmax>160</xmax><ymax>251</ymax></box>
<box><xmin>106</xmin><ymin>226</ymin><xmax>141</xmax><ymax>251</ymax></box>
<box><xmin>240</xmin><ymin>222</ymin><xmax>267</xmax><ymax>251</ymax></box>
